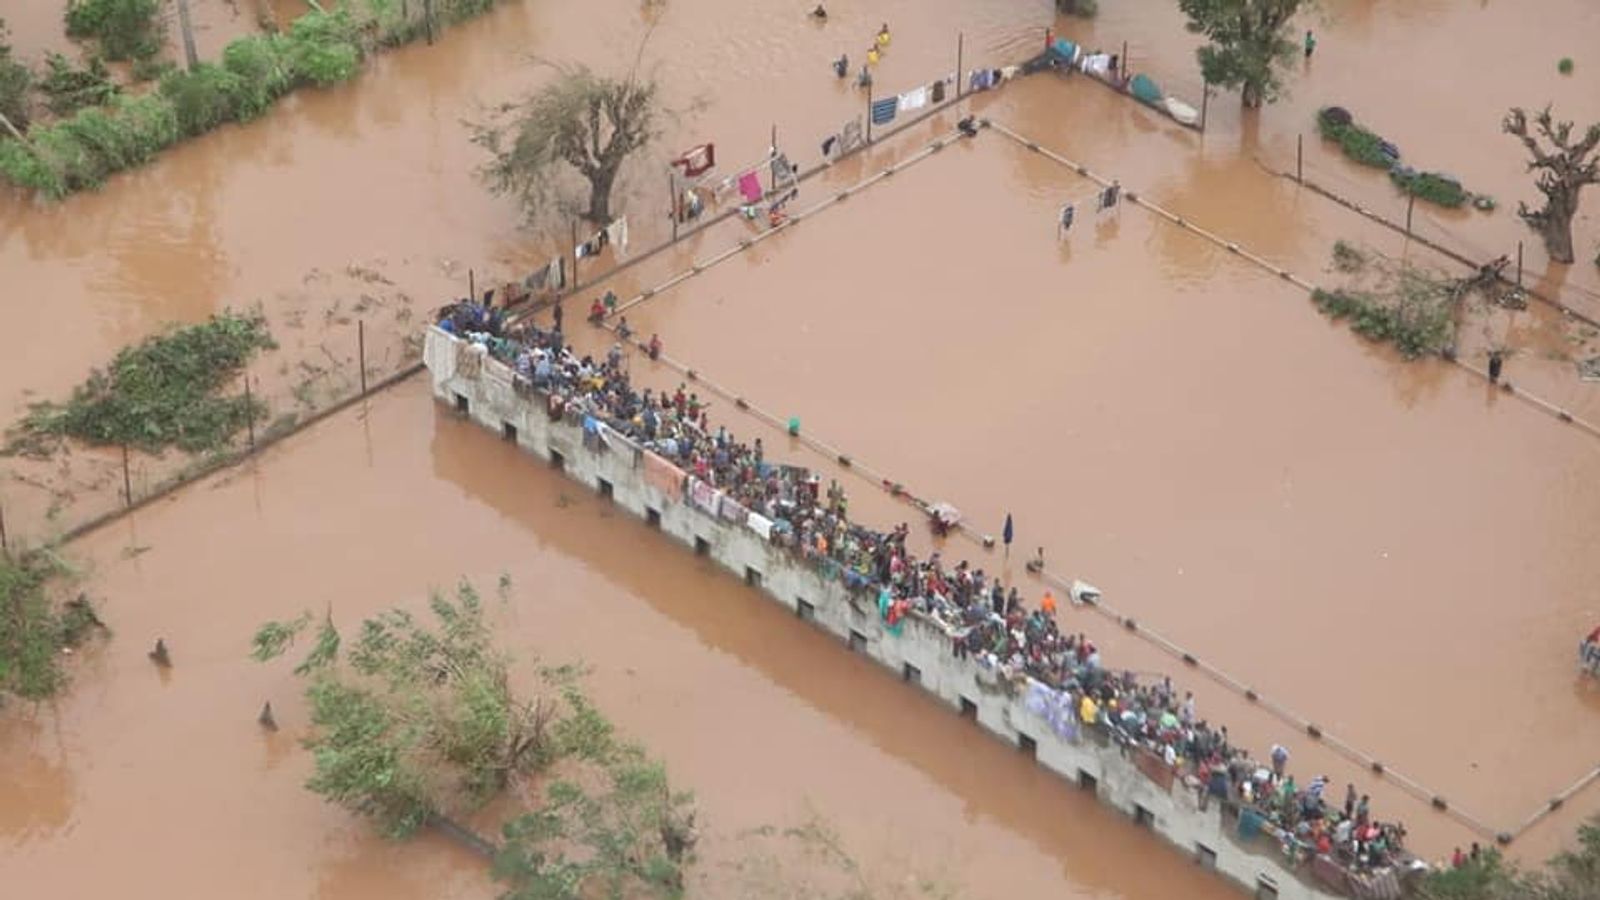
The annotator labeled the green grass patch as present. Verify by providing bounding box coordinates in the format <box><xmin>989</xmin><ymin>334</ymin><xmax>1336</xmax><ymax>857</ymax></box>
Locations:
<box><xmin>1559</xmin><ymin>57</ymin><xmax>1574</xmax><ymax>75</ymax></box>
<box><xmin>8</xmin><ymin>311</ymin><xmax>276</xmax><ymax>456</ymax></box>
<box><xmin>0</xmin><ymin>551</ymin><xmax>100</xmax><ymax>702</ymax></box>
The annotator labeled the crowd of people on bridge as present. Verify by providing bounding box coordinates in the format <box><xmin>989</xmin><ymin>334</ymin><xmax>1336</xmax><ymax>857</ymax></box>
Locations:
<box><xmin>435</xmin><ymin>297</ymin><xmax>1414</xmax><ymax>879</ymax></box>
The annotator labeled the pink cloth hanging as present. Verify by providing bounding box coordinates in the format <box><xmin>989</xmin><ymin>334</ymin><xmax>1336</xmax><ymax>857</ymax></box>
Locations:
<box><xmin>738</xmin><ymin>171</ymin><xmax>763</xmax><ymax>204</ymax></box>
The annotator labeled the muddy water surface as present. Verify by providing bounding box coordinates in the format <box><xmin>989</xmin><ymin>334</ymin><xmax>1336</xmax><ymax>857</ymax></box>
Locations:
<box><xmin>576</xmin><ymin>126</ymin><xmax>1600</xmax><ymax>857</ymax></box>
<box><xmin>1</xmin><ymin>381</ymin><xmax>1246</xmax><ymax>899</ymax></box>
<box><xmin>5</xmin><ymin>0</ymin><xmax>1600</xmax><ymax>888</ymax></box>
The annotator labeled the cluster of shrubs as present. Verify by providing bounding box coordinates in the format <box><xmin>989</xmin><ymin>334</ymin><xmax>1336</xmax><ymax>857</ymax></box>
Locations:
<box><xmin>1317</xmin><ymin>106</ymin><xmax>1479</xmax><ymax>210</ymax></box>
<box><xmin>0</xmin><ymin>10</ymin><xmax>361</xmax><ymax>197</ymax></box>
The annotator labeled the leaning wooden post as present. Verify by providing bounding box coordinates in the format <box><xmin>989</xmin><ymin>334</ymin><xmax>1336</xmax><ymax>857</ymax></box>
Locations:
<box><xmin>0</xmin><ymin>498</ymin><xmax>9</xmax><ymax>557</ymax></box>
<box><xmin>121</xmin><ymin>444</ymin><xmax>133</xmax><ymax>508</ymax></box>
<box><xmin>244</xmin><ymin>375</ymin><xmax>256</xmax><ymax>450</ymax></box>
<box><xmin>1296</xmin><ymin>134</ymin><xmax>1304</xmax><ymax>183</ymax></box>
<box><xmin>956</xmin><ymin>33</ymin><xmax>964</xmax><ymax>98</ymax></box>
<box><xmin>669</xmin><ymin>168</ymin><xmax>679</xmax><ymax>242</ymax></box>
<box><xmin>468</xmin><ymin>268</ymin><xmax>476</xmax><ymax>303</ymax></box>
<box><xmin>1517</xmin><ymin>241</ymin><xmax>1524</xmax><ymax>287</ymax></box>
<box><xmin>866</xmin><ymin>80</ymin><xmax>874</xmax><ymax>144</ymax></box>
<box><xmin>1199</xmin><ymin>80</ymin><xmax>1209</xmax><ymax>132</ymax></box>
<box><xmin>357</xmin><ymin>320</ymin><xmax>368</xmax><ymax>396</ymax></box>
<box><xmin>1406</xmin><ymin>193</ymin><xmax>1415</xmax><ymax>237</ymax></box>
<box><xmin>176</xmin><ymin>0</ymin><xmax>200</xmax><ymax>71</ymax></box>
<box><xmin>570</xmin><ymin>220</ymin><xmax>581</xmax><ymax>291</ymax></box>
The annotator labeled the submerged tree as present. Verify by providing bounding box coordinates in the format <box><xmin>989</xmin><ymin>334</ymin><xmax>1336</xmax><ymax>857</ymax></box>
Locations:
<box><xmin>0</xmin><ymin>552</ymin><xmax>102</xmax><ymax>702</ymax></box>
<box><xmin>0</xmin><ymin>20</ymin><xmax>32</xmax><ymax>134</ymax></box>
<box><xmin>473</xmin><ymin>63</ymin><xmax>662</xmax><ymax>225</ymax></box>
<box><xmin>1503</xmin><ymin>105</ymin><xmax>1600</xmax><ymax>265</ymax></box>
<box><xmin>253</xmin><ymin>581</ymin><xmax>556</xmax><ymax>837</ymax></box>
<box><xmin>493</xmin><ymin>690</ymin><xmax>698</xmax><ymax>898</ymax></box>
<box><xmin>1177</xmin><ymin>0</ymin><xmax>1306</xmax><ymax>108</ymax></box>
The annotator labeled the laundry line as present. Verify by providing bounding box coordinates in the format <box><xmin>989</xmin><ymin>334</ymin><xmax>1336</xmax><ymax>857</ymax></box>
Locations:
<box><xmin>604</xmin><ymin>126</ymin><xmax>973</xmax><ymax>322</ymax></box>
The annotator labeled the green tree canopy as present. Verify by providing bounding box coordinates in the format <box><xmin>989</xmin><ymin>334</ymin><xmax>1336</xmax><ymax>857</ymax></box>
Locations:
<box><xmin>1177</xmin><ymin>0</ymin><xmax>1306</xmax><ymax>108</ymax></box>
<box><xmin>253</xmin><ymin>581</ymin><xmax>556</xmax><ymax>838</ymax></box>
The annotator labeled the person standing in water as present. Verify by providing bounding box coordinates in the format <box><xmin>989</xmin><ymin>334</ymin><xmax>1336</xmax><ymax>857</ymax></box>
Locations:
<box><xmin>1304</xmin><ymin>29</ymin><xmax>1316</xmax><ymax>59</ymax></box>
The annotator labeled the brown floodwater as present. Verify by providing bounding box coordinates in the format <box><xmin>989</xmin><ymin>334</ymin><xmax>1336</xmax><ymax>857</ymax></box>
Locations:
<box><xmin>557</xmin><ymin>116</ymin><xmax>1600</xmax><ymax>857</ymax></box>
<box><xmin>0</xmin><ymin>380</ymin><xmax>1249</xmax><ymax>899</ymax></box>
<box><xmin>4</xmin><ymin>0</ymin><xmax>1600</xmax><ymax>889</ymax></box>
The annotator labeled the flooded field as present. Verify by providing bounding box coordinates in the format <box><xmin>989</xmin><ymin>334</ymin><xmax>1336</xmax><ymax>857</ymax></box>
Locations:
<box><xmin>555</xmin><ymin>120</ymin><xmax>1600</xmax><ymax>853</ymax></box>
<box><xmin>1</xmin><ymin>381</ymin><xmax>1252</xmax><ymax>899</ymax></box>
<box><xmin>4</xmin><ymin>0</ymin><xmax>1600</xmax><ymax>894</ymax></box>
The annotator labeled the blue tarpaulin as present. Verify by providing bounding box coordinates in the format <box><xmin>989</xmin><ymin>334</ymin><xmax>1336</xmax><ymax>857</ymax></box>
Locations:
<box><xmin>1050</xmin><ymin>38</ymin><xmax>1078</xmax><ymax>61</ymax></box>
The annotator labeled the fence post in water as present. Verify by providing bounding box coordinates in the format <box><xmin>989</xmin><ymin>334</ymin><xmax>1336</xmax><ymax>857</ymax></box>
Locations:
<box><xmin>468</xmin><ymin>268</ymin><xmax>475</xmax><ymax>303</ymax></box>
<box><xmin>121</xmin><ymin>444</ymin><xmax>132</xmax><ymax>508</ymax></box>
<box><xmin>1406</xmin><ymin>193</ymin><xmax>1415</xmax><ymax>237</ymax></box>
<box><xmin>956</xmin><ymin>33</ymin><xmax>964</xmax><ymax>98</ymax></box>
<box><xmin>1517</xmin><ymin>241</ymin><xmax>1524</xmax><ymax>287</ymax></box>
<box><xmin>1121</xmin><ymin>40</ymin><xmax>1128</xmax><ymax>77</ymax></box>
<box><xmin>244</xmin><ymin>376</ymin><xmax>256</xmax><ymax>450</ymax></box>
<box><xmin>866</xmin><ymin>80</ymin><xmax>874</xmax><ymax>144</ymax></box>
<box><xmin>176</xmin><ymin>0</ymin><xmax>199</xmax><ymax>70</ymax></box>
<box><xmin>1199</xmin><ymin>81</ymin><xmax>1208</xmax><ymax>132</ymax></box>
<box><xmin>1296</xmin><ymin>134</ymin><xmax>1303</xmax><ymax>183</ymax></box>
<box><xmin>358</xmin><ymin>320</ymin><xmax>368</xmax><ymax>397</ymax></box>
<box><xmin>570</xmin><ymin>220</ymin><xmax>580</xmax><ymax>291</ymax></box>
<box><xmin>669</xmin><ymin>169</ymin><xmax>678</xmax><ymax>242</ymax></box>
<box><xmin>423</xmin><ymin>0</ymin><xmax>435</xmax><ymax>44</ymax></box>
<box><xmin>0</xmin><ymin>498</ymin><xmax>9</xmax><ymax>557</ymax></box>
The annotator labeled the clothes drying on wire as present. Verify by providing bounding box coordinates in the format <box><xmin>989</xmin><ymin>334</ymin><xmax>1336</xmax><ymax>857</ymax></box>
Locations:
<box><xmin>737</xmin><ymin>171</ymin><xmax>763</xmax><ymax>204</ymax></box>
<box><xmin>897</xmin><ymin>85</ymin><xmax>928</xmax><ymax>112</ymax></box>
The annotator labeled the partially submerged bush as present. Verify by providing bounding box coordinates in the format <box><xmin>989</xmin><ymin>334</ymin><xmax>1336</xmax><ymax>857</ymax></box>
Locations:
<box><xmin>9</xmin><ymin>310</ymin><xmax>275</xmax><ymax>455</ymax></box>
<box><xmin>0</xmin><ymin>91</ymin><xmax>180</xmax><ymax>196</ymax></box>
<box><xmin>0</xmin><ymin>20</ymin><xmax>31</xmax><ymax>131</ymax></box>
<box><xmin>1558</xmin><ymin>57</ymin><xmax>1574</xmax><ymax>75</ymax></box>
<box><xmin>0</xmin><ymin>552</ymin><xmax>100</xmax><ymax>701</ymax></box>
<box><xmin>40</xmin><ymin>53</ymin><xmax>120</xmax><ymax>117</ymax></box>
<box><xmin>1318</xmin><ymin>109</ymin><xmax>1395</xmax><ymax>169</ymax></box>
<box><xmin>1390</xmin><ymin>168</ymin><xmax>1468</xmax><ymax>208</ymax></box>
<box><xmin>1312</xmin><ymin>269</ymin><xmax>1455</xmax><ymax>360</ymax></box>
<box><xmin>64</xmin><ymin>0</ymin><xmax>163</xmax><ymax>61</ymax></box>
<box><xmin>0</xmin><ymin>3</ymin><xmax>509</xmax><ymax>197</ymax></box>
<box><xmin>1332</xmin><ymin>239</ymin><xmax>1366</xmax><ymax>273</ymax></box>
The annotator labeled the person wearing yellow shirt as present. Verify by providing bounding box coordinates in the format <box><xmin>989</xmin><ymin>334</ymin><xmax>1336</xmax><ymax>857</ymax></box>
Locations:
<box><xmin>1079</xmin><ymin>693</ymin><xmax>1098</xmax><ymax>725</ymax></box>
<box><xmin>866</xmin><ymin>46</ymin><xmax>880</xmax><ymax>66</ymax></box>
<box><xmin>876</xmin><ymin>23</ymin><xmax>890</xmax><ymax>49</ymax></box>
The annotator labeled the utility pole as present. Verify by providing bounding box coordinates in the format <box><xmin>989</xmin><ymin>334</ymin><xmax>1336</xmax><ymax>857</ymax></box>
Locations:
<box><xmin>176</xmin><ymin>0</ymin><xmax>200</xmax><ymax>71</ymax></box>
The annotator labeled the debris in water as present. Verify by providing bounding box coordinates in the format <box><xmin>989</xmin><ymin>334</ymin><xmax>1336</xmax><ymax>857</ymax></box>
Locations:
<box><xmin>259</xmin><ymin>701</ymin><xmax>278</xmax><ymax>731</ymax></box>
<box><xmin>148</xmin><ymin>638</ymin><xmax>171</xmax><ymax>668</ymax></box>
